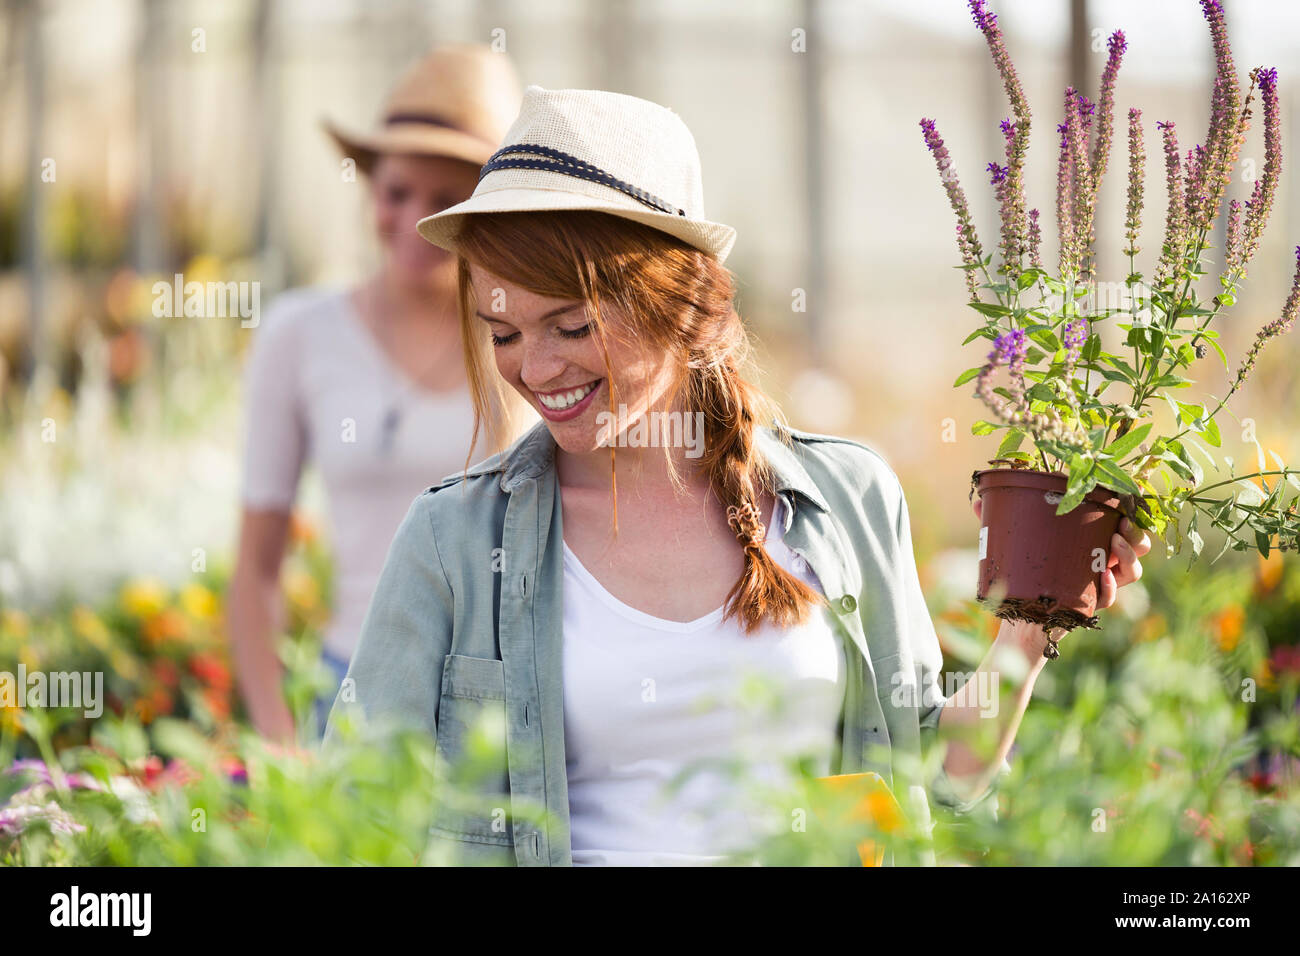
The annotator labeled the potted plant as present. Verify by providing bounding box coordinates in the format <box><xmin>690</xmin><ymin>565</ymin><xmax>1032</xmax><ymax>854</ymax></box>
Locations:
<box><xmin>921</xmin><ymin>0</ymin><xmax>1300</xmax><ymax>633</ymax></box>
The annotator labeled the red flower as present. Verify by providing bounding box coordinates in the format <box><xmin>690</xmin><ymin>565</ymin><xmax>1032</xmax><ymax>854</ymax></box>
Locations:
<box><xmin>1268</xmin><ymin>645</ymin><xmax>1300</xmax><ymax>676</ymax></box>
<box><xmin>151</xmin><ymin>658</ymin><xmax>181</xmax><ymax>689</ymax></box>
<box><xmin>188</xmin><ymin>652</ymin><xmax>232</xmax><ymax>691</ymax></box>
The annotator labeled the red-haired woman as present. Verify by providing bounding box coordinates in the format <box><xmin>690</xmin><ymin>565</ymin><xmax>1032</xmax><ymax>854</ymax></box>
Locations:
<box><xmin>326</xmin><ymin>86</ymin><xmax>1150</xmax><ymax>865</ymax></box>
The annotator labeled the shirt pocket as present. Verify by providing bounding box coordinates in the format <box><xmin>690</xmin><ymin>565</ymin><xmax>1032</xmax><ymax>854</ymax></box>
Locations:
<box><xmin>432</xmin><ymin>654</ymin><xmax>514</xmax><ymax>846</ymax></box>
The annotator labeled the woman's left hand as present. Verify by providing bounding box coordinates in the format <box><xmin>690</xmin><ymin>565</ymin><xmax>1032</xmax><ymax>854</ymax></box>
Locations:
<box><xmin>972</xmin><ymin>499</ymin><xmax>1152</xmax><ymax>610</ymax></box>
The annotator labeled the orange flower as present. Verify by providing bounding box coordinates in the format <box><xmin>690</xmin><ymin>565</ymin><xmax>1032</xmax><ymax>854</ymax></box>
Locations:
<box><xmin>290</xmin><ymin>512</ymin><xmax>318</xmax><ymax>546</ymax></box>
<box><xmin>203</xmin><ymin>686</ymin><xmax>232</xmax><ymax>721</ymax></box>
<box><xmin>142</xmin><ymin>608</ymin><xmax>190</xmax><ymax>647</ymax></box>
<box><xmin>1211</xmin><ymin>605</ymin><xmax>1245</xmax><ymax>653</ymax></box>
<box><xmin>1254</xmin><ymin>550</ymin><xmax>1285</xmax><ymax>595</ymax></box>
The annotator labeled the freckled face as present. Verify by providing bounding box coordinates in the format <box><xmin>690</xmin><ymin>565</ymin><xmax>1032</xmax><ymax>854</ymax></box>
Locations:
<box><xmin>469</xmin><ymin>264</ymin><xmax>676</xmax><ymax>455</ymax></box>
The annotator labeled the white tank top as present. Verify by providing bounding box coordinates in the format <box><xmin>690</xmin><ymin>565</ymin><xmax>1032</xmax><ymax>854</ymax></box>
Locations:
<box><xmin>561</xmin><ymin>494</ymin><xmax>847</xmax><ymax>865</ymax></box>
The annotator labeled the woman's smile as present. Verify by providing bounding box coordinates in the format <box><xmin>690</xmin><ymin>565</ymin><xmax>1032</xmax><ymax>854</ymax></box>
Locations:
<box><xmin>532</xmin><ymin>378</ymin><xmax>603</xmax><ymax>421</ymax></box>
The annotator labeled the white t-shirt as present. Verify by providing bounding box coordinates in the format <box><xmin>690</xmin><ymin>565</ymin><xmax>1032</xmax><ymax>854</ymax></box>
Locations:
<box><xmin>562</xmin><ymin>495</ymin><xmax>846</xmax><ymax>865</ymax></box>
<box><xmin>239</xmin><ymin>286</ymin><xmax>478</xmax><ymax>660</ymax></box>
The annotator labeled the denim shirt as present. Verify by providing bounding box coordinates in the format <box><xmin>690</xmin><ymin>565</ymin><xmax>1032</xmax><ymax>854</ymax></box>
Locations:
<box><xmin>325</xmin><ymin>421</ymin><xmax>1004</xmax><ymax>866</ymax></box>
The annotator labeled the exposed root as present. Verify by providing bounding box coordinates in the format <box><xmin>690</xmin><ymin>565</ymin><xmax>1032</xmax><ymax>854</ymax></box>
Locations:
<box><xmin>975</xmin><ymin>593</ymin><xmax>1100</xmax><ymax>631</ymax></box>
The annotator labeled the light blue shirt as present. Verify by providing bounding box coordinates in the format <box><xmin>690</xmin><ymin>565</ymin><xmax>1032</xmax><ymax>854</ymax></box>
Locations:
<box><xmin>325</xmin><ymin>421</ymin><xmax>1005</xmax><ymax>865</ymax></box>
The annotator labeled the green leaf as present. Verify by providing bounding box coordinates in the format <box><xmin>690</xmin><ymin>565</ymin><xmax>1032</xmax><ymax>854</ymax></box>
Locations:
<box><xmin>1187</xmin><ymin>516</ymin><xmax>1204</xmax><ymax>557</ymax></box>
<box><xmin>997</xmin><ymin>428</ymin><xmax>1025</xmax><ymax>458</ymax></box>
<box><xmin>1202</xmin><ymin>417</ymin><xmax>1221</xmax><ymax>447</ymax></box>
<box><xmin>963</xmin><ymin>326</ymin><xmax>999</xmax><ymax>345</ymax></box>
<box><xmin>1057</xmin><ymin>456</ymin><xmax>1097</xmax><ymax>515</ymax></box>
<box><xmin>1176</xmin><ymin>401</ymin><xmax>1208</xmax><ymax>428</ymax></box>
<box><xmin>1173</xmin><ymin>441</ymin><xmax>1204</xmax><ymax>485</ymax></box>
<box><xmin>1026</xmin><ymin>383</ymin><xmax>1057</xmax><ymax>403</ymax></box>
<box><xmin>1029</xmin><ymin>329</ymin><xmax>1061</xmax><ymax>352</ymax></box>
<box><xmin>971</xmin><ymin>420</ymin><xmax>999</xmax><ymax>436</ymax></box>
<box><xmin>1162</xmin><ymin>391</ymin><xmax>1182</xmax><ymax>426</ymax></box>
<box><xmin>1204</xmin><ymin>336</ymin><xmax>1229</xmax><ymax>370</ymax></box>
<box><xmin>1102</xmin><ymin>354</ymin><xmax>1140</xmax><ymax>380</ymax></box>
<box><xmin>968</xmin><ymin>302</ymin><xmax>1012</xmax><ymax>318</ymax></box>
<box><xmin>953</xmin><ymin>366</ymin><xmax>982</xmax><ymax>387</ymax></box>
<box><xmin>1102</xmin><ymin>422</ymin><xmax>1152</xmax><ymax>461</ymax></box>
<box><xmin>1236</xmin><ymin>480</ymin><xmax>1266</xmax><ymax>505</ymax></box>
<box><xmin>1094</xmin><ymin>457</ymin><xmax>1144</xmax><ymax>496</ymax></box>
<box><xmin>1256</xmin><ymin>529</ymin><xmax>1271</xmax><ymax>558</ymax></box>
<box><xmin>1017</xmin><ymin>270</ymin><xmax>1040</xmax><ymax>291</ymax></box>
<box><xmin>1082</xmin><ymin>334</ymin><xmax>1101</xmax><ymax>362</ymax></box>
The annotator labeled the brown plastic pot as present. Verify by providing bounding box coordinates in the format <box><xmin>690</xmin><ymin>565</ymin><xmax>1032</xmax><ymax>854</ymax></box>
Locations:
<box><xmin>972</xmin><ymin>467</ymin><xmax>1124</xmax><ymax>632</ymax></box>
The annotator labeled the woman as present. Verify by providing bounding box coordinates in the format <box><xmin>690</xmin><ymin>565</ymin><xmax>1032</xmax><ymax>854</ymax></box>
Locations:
<box><xmin>229</xmin><ymin>45</ymin><xmax>527</xmax><ymax>744</ymax></box>
<box><xmin>325</xmin><ymin>86</ymin><xmax>1150</xmax><ymax>865</ymax></box>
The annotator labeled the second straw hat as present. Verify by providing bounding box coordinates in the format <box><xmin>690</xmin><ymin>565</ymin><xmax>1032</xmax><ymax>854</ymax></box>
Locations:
<box><xmin>416</xmin><ymin>85</ymin><xmax>738</xmax><ymax>263</ymax></box>
<box><xmin>322</xmin><ymin>44</ymin><xmax>521</xmax><ymax>173</ymax></box>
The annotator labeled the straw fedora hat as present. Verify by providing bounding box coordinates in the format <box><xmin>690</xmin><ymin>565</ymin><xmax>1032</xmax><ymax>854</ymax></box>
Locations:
<box><xmin>322</xmin><ymin>44</ymin><xmax>522</xmax><ymax>174</ymax></box>
<box><xmin>415</xmin><ymin>85</ymin><xmax>738</xmax><ymax>263</ymax></box>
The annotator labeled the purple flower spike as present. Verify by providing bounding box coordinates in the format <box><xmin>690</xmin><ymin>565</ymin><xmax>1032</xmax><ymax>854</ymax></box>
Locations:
<box><xmin>1064</xmin><ymin>319</ymin><xmax>1088</xmax><ymax>352</ymax></box>
<box><xmin>1232</xmin><ymin>66</ymin><xmax>1281</xmax><ymax>278</ymax></box>
<box><xmin>1124</xmin><ymin>108</ymin><xmax>1145</xmax><ymax>258</ymax></box>
<box><xmin>920</xmin><ymin>117</ymin><xmax>986</xmax><ymax>299</ymax></box>
<box><xmin>1027</xmin><ymin>208</ymin><xmax>1043</xmax><ymax>269</ymax></box>
<box><xmin>990</xmin><ymin>328</ymin><xmax>1027</xmax><ymax>367</ymax></box>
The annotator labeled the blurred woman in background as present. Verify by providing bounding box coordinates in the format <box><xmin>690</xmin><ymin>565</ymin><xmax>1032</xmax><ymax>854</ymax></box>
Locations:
<box><xmin>228</xmin><ymin>44</ymin><xmax>527</xmax><ymax>744</ymax></box>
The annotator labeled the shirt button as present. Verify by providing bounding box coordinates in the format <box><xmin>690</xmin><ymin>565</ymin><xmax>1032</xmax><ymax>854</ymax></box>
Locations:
<box><xmin>838</xmin><ymin>594</ymin><xmax>857</xmax><ymax>613</ymax></box>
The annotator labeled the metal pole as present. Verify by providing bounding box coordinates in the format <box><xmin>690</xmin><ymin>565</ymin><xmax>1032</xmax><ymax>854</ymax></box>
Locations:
<box><xmin>800</xmin><ymin>0</ymin><xmax>826</xmax><ymax>367</ymax></box>
<box><xmin>19</xmin><ymin>0</ymin><xmax>47</xmax><ymax>384</ymax></box>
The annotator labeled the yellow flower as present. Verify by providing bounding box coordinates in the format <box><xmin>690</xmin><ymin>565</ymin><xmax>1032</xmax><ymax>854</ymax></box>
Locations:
<box><xmin>108</xmin><ymin>648</ymin><xmax>140</xmax><ymax>682</ymax></box>
<box><xmin>1254</xmin><ymin>658</ymin><xmax>1276</xmax><ymax>692</ymax></box>
<box><xmin>184</xmin><ymin>253</ymin><xmax>223</xmax><ymax>286</ymax></box>
<box><xmin>1</xmin><ymin>609</ymin><xmax>30</xmax><ymax>639</ymax></box>
<box><xmin>180</xmin><ymin>583</ymin><xmax>218</xmax><ymax>621</ymax></box>
<box><xmin>283</xmin><ymin>569</ymin><xmax>320</xmax><ymax>613</ymax></box>
<box><xmin>0</xmin><ymin>703</ymin><xmax>20</xmax><ymax>734</ymax></box>
<box><xmin>72</xmin><ymin>606</ymin><xmax>111</xmax><ymax>650</ymax></box>
<box><xmin>120</xmin><ymin>578</ymin><xmax>168</xmax><ymax>619</ymax></box>
<box><xmin>1135</xmin><ymin>612</ymin><xmax>1166</xmax><ymax>643</ymax></box>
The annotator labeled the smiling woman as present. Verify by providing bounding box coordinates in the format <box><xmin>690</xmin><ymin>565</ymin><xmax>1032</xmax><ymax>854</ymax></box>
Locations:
<box><xmin>324</xmin><ymin>84</ymin><xmax>1148</xmax><ymax>867</ymax></box>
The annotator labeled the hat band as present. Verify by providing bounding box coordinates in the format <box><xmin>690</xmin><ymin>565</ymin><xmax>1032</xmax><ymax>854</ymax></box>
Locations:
<box><xmin>384</xmin><ymin>111</ymin><xmax>463</xmax><ymax>129</ymax></box>
<box><xmin>478</xmin><ymin>143</ymin><xmax>686</xmax><ymax>217</ymax></box>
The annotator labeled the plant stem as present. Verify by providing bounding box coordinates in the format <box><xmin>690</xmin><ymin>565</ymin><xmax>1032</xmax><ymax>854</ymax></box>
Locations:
<box><xmin>1185</xmin><ymin>468</ymin><xmax>1297</xmax><ymax>497</ymax></box>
